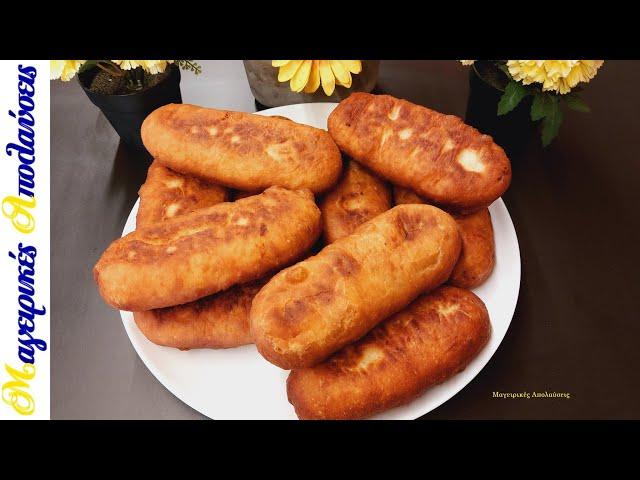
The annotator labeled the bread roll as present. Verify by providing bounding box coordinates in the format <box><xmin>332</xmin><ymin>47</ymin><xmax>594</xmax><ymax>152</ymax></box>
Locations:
<box><xmin>142</xmin><ymin>104</ymin><xmax>342</xmax><ymax>193</ymax></box>
<box><xmin>287</xmin><ymin>286</ymin><xmax>491</xmax><ymax>419</ymax></box>
<box><xmin>328</xmin><ymin>93</ymin><xmax>511</xmax><ymax>213</ymax></box>
<box><xmin>135</xmin><ymin>169</ymin><xmax>263</xmax><ymax>350</ymax></box>
<box><xmin>94</xmin><ymin>186</ymin><xmax>321</xmax><ymax>311</ymax></box>
<box><xmin>250</xmin><ymin>204</ymin><xmax>461</xmax><ymax>369</ymax></box>
<box><xmin>448</xmin><ymin>209</ymin><xmax>495</xmax><ymax>288</ymax></box>
<box><xmin>393</xmin><ymin>186</ymin><xmax>495</xmax><ymax>288</ymax></box>
<box><xmin>133</xmin><ymin>280</ymin><xmax>265</xmax><ymax>350</ymax></box>
<box><xmin>137</xmin><ymin>160</ymin><xmax>228</xmax><ymax>227</ymax></box>
<box><xmin>320</xmin><ymin>160</ymin><xmax>391</xmax><ymax>243</ymax></box>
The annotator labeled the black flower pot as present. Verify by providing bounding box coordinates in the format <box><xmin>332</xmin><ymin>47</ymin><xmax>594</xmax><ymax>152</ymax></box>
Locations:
<box><xmin>78</xmin><ymin>64</ymin><xmax>182</xmax><ymax>152</ymax></box>
<box><xmin>464</xmin><ymin>62</ymin><xmax>534</xmax><ymax>157</ymax></box>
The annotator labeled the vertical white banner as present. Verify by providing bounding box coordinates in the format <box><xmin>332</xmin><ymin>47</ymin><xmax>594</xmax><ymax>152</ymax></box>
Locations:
<box><xmin>0</xmin><ymin>60</ymin><xmax>50</xmax><ymax>419</ymax></box>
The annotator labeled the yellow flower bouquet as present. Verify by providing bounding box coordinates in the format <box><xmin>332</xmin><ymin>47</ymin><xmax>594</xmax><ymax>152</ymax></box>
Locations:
<box><xmin>243</xmin><ymin>60</ymin><xmax>379</xmax><ymax>108</ymax></box>
<box><xmin>461</xmin><ymin>60</ymin><xmax>604</xmax><ymax>146</ymax></box>
<box><xmin>272</xmin><ymin>60</ymin><xmax>364</xmax><ymax>95</ymax></box>
<box><xmin>51</xmin><ymin>60</ymin><xmax>201</xmax><ymax>94</ymax></box>
<box><xmin>50</xmin><ymin>60</ymin><xmax>202</xmax><ymax>151</ymax></box>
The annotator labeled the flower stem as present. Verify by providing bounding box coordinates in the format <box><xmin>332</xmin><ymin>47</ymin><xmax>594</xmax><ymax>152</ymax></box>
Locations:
<box><xmin>96</xmin><ymin>60</ymin><xmax>125</xmax><ymax>77</ymax></box>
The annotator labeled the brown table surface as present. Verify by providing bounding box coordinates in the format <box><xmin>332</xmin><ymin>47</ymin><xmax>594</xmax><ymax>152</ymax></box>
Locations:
<box><xmin>51</xmin><ymin>60</ymin><xmax>640</xmax><ymax>419</ymax></box>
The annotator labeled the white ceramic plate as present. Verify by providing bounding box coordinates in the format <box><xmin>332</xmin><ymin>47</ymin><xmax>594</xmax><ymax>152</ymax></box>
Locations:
<box><xmin>120</xmin><ymin>102</ymin><xmax>521</xmax><ymax>420</ymax></box>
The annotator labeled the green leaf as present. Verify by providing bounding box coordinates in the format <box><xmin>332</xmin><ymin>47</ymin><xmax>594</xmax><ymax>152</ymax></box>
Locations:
<box><xmin>176</xmin><ymin>60</ymin><xmax>203</xmax><ymax>75</ymax></box>
<box><xmin>530</xmin><ymin>94</ymin><xmax>552</xmax><ymax>121</ymax></box>
<box><xmin>497</xmin><ymin>80</ymin><xmax>529</xmax><ymax>116</ymax></box>
<box><xmin>541</xmin><ymin>98</ymin><xmax>563</xmax><ymax>147</ymax></box>
<box><xmin>565</xmin><ymin>94</ymin><xmax>590</xmax><ymax>113</ymax></box>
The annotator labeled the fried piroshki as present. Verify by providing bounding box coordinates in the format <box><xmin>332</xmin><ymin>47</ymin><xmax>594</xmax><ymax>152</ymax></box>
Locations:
<box><xmin>94</xmin><ymin>187</ymin><xmax>321</xmax><ymax>311</ymax></box>
<box><xmin>328</xmin><ymin>93</ymin><xmax>511</xmax><ymax>213</ymax></box>
<box><xmin>287</xmin><ymin>286</ymin><xmax>491</xmax><ymax>419</ymax></box>
<box><xmin>134</xmin><ymin>165</ymin><xmax>265</xmax><ymax>349</ymax></box>
<box><xmin>136</xmin><ymin>160</ymin><xmax>228</xmax><ymax>227</ymax></box>
<box><xmin>320</xmin><ymin>160</ymin><xmax>392</xmax><ymax>243</ymax></box>
<box><xmin>133</xmin><ymin>280</ymin><xmax>267</xmax><ymax>350</ymax></box>
<box><xmin>142</xmin><ymin>103</ymin><xmax>342</xmax><ymax>193</ymax></box>
<box><xmin>393</xmin><ymin>186</ymin><xmax>495</xmax><ymax>288</ymax></box>
<box><xmin>250</xmin><ymin>204</ymin><xmax>461</xmax><ymax>369</ymax></box>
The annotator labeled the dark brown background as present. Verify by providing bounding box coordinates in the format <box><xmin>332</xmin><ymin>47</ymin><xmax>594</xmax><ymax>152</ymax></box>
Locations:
<box><xmin>51</xmin><ymin>60</ymin><xmax>640</xmax><ymax>419</ymax></box>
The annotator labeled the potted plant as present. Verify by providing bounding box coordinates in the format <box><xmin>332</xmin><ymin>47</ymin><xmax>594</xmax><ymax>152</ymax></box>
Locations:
<box><xmin>461</xmin><ymin>60</ymin><xmax>604</xmax><ymax>151</ymax></box>
<box><xmin>50</xmin><ymin>60</ymin><xmax>202</xmax><ymax>151</ymax></box>
<box><xmin>244</xmin><ymin>60</ymin><xmax>380</xmax><ymax>108</ymax></box>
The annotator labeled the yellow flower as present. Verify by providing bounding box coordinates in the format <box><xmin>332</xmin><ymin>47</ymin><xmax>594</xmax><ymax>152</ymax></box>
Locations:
<box><xmin>111</xmin><ymin>60</ymin><xmax>142</xmax><ymax>70</ymax></box>
<box><xmin>139</xmin><ymin>60</ymin><xmax>174</xmax><ymax>74</ymax></box>
<box><xmin>506</xmin><ymin>60</ymin><xmax>604</xmax><ymax>94</ymax></box>
<box><xmin>50</xmin><ymin>60</ymin><xmax>86</xmax><ymax>81</ymax></box>
<box><xmin>112</xmin><ymin>60</ymin><xmax>174</xmax><ymax>74</ymax></box>
<box><xmin>272</xmin><ymin>60</ymin><xmax>363</xmax><ymax>95</ymax></box>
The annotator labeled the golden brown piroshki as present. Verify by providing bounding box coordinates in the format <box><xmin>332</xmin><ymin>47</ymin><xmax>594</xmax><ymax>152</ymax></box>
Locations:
<box><xmin>394</xmin><ymin>186</ymin><xmax>495</xmax><ymax>288</ymax></box>
<box><xmin>320</xmin><ymin>160</ymin><xmax>392</xmax><ymax>243</ymax></box>
<box><xmin>94</xmin><ymin>186</ymin><xmax>321</xmax><ymax>311</ymax></box>
<box><xmin>448</xmin><ymin>209</ymin><xmax>495</xmax><ymax>288</ymax></box>
<box><xmin>287</xmin><ymin>286</ymin><xmax>491</xmax><ymax>419</ymax></box>
<box><xmin>141</xmin><ymin>104</ymin><xmax>342</xmax><ymax>193</ymax></box>
<box><xmin>136</xmin><ymin>160</ymin><xmax>228</xmax><ymax>227</ymax></box>
<box><xmin>133</xmin><ymin>280</ymin><xmax>266</xmax><ymax>350</ymax></box>
<box><xmin>328</xmin><ymin>93</ymin><xmax>511</xmax><ymax>213</ymax></box>
<box><xmin>250</xmin><ymin>204</ymin><xmax>462</xmax><ymax>370</ymax></box>
<box><xmin>135</xmin><ymin>165</ymin><xmax>262</xmax><ymax>350</ymax></box>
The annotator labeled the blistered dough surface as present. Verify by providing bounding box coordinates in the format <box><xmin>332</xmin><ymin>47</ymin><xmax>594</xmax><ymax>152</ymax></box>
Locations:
<box><xmin>328</xmin><ymin>93</ymin><xmax>511</xmax><ymax>213</ymax></box>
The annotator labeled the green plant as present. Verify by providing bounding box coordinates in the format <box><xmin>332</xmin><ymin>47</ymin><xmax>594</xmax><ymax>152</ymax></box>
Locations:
<box><xmin>463</xmin><ymin>60</ymin><xmax>602</xmax><ymax>147</ymax></box>
<box><xmin>52</xmin><ymin>60</ymin><xmax>202</xmax><ymax>92</ymax></box>
<box><xmin>174</xmin><ymin>60</ymin><xmax>202</xmax><ymax>75</ymax></box>
<box><xmin>496</xmin><ymin>69</ymin><xmax>591</xmax><ymax>147</ymax></box>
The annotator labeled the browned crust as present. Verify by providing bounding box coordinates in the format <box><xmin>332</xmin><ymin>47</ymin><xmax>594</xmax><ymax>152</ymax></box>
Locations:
<box><xmin>136</xmin><ymin>160</ymin><xmax>228</xmax><ymax>228</ymax></box>
<box><xmin>287</xmin><ymin>286</ymin><xmax>491</xmax><ymax>419</ymax></box>
<box><xmin>142</xmin><ymin>103</ymin><xmax>342</xmax><ymax>193</ymax></box>
<box><xmin>133</xmin><ymin>280</ymin><xmax>265</xmax><ymax>349</ymax></box>
<box><xmin>320</xmin><ymin>160</ymin><xmax>392</xmax><ymax>243</ymax></box>
<box><xmin>134</xmin><ymin>165</ymin><xmax>261</xmax><ymax>350</ymax></box>
<box><xmin>94</xmin><ymin>186</ymin><xmax>321</xmax><ymax>311</ymax></box>
<box><xmin>393</xmin><ymin>186</ymin><xmax>495</xmax><ymax>288</ymax></box>
<box><xmin>328</xmin><ymin>93</ymin><xmax>511</xmax><ymax>213</ymax></box>
<box><xmin>250</xmin><ymin>204</ymin><xmax>462</xmax><ymax>370</ymax></box>
<box><xmin>393</xmin><ymin>185</ymin><xmax>426</xmax><ymax>206</ymax></box>
<box><xmin>449</xmin><ymin>209</ymin><xmax>495</xmax><ymax>288</ymax></box>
